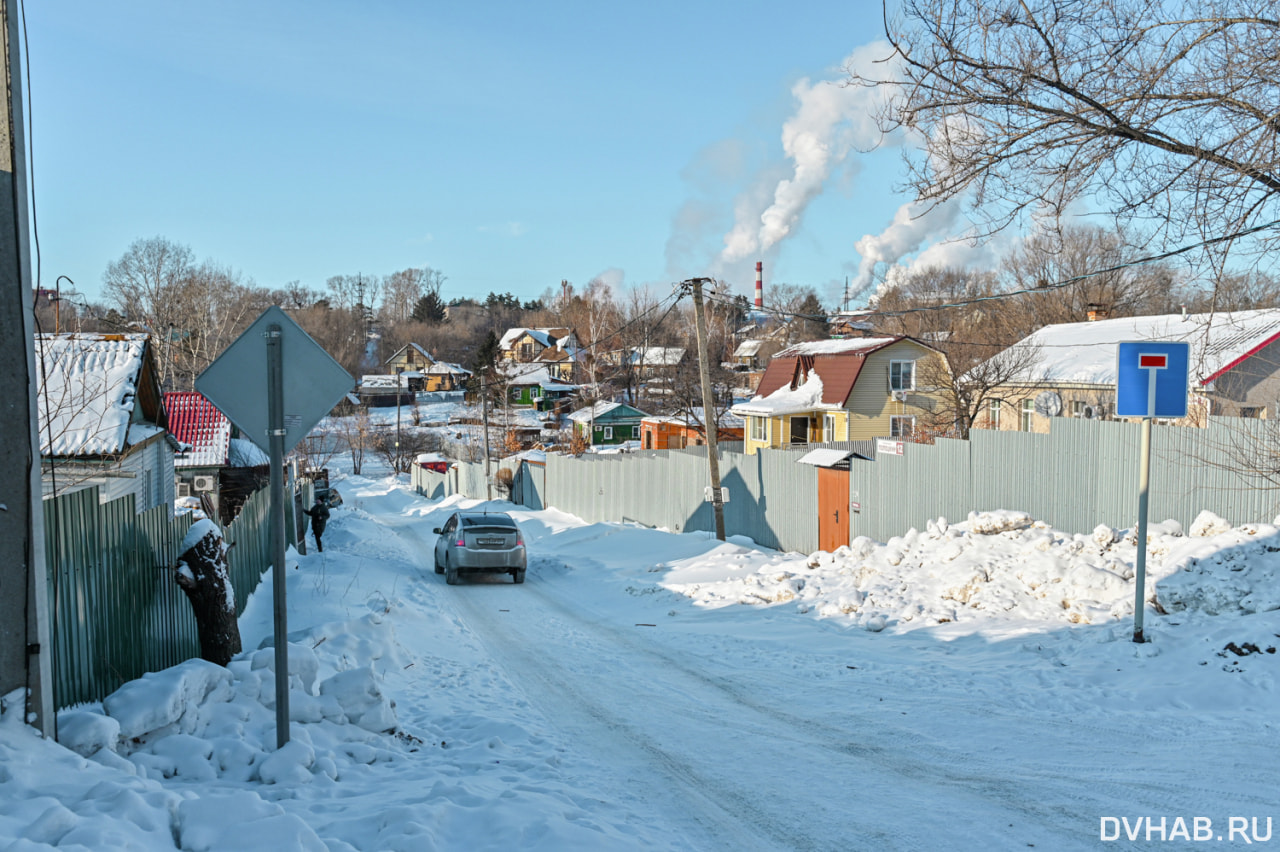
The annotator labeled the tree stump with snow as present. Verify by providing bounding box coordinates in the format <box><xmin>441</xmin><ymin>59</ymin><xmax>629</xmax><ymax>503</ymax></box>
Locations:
<box><xmin>175</xmin><ymin>520</ymin><xmax>242</xmax><ymax>666</ymax></box>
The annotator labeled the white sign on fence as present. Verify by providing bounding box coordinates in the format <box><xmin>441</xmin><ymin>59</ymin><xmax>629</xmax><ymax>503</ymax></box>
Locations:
<box><xmin>877</xmin><ymin>439</ymin><xmax>904</xmax><ymax>456</ymax></box>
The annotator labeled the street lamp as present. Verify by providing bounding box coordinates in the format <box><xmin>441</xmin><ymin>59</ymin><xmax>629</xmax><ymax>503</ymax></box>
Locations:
<box><xmin>54</xmin><ymin>275</ymin><xmax>73</xmax><ymax>334</ymax></box>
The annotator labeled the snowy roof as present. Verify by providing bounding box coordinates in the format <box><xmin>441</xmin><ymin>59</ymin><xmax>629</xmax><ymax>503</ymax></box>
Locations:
<box><xmin>795</xmin><ymin>448</ymin><xmax>855</xmax><ymax>467</ymax></box>
<box><xmin>642</xmin><ymin>408</ymin><xmax>745</xmax><ymax>429</ymax></box>
<box><xmin>732</xmin><ymin>371</ymin><xmax>827</xmax><ymax>417</ymax></box>
<box><xmin>990</xmin><ymin>309</ymin><xmax>1280</xmax><ymax>387</ymax></box>
<box><xmin>499</xmin><ymin>327</ymin><xmax>573</xmax><ymax>352</ymax></box>
<box><xmin>228</xmin><ymin>437</ymin><xmax>270</xmax><ymax>467</ymax></box>
<box><xmin>499</xmin><ymin>364</ymin><xmax>580</xmax><ymax>389</ymax></box>
<box><xmin>426</xmin><ymin>361</ymin><xmax>471</xmax><ymax>375</ymax></box>
<box><xmin>776</xmin><ymin>337</ymin><xmax>898</xmax><ymax>357</ymax></box>
<box><xmin>630</xmin><ymin>346</ymin><xmax>685</xmax><ymax>366</ymax></box>
<box><xmin>165</xmin><ymin>392</ymin><xmax>231</xmax><ymax>468</ymax></box>
<box><xmin>567</xmin><ymin>401</ymin><xmax>647</xmax><ymax>422</ymax></box>
<box><xmin>734</xmin><ymin>340</ymin><xmax>764</xmax><ymax>357</ymax></box>
<box><xmin>36</xmin><ymin>333</ymin><xmax>154</xmax><ymax>457</ymax></box>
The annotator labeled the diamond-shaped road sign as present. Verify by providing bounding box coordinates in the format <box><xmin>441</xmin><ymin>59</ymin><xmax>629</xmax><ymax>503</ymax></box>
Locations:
<box><xmin>196</xmin><ymin>306</ymin><xmax>354</xmax><ymax>453</ymax></box>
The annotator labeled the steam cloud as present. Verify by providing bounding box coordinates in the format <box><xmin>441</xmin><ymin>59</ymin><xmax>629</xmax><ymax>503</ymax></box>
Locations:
<box><xmin>717</xmin><ymin>43</ymin><xmax>897</xmax><ymax>269</ymax></box>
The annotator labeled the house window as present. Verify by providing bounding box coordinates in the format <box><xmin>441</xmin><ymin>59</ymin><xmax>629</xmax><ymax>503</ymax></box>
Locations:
<box><xmin>603</xmin><ymin>426</ymin><xmax>613</xmax><ymax>439</ymax></box>
<box><xmin>520</xmin><ymin>343</ymin><xmax>533</xmax><ymax>360</ymax></box>
<box><xmin>823</xmin><ymin>413</ymin><xmax>840</xmax><ymax>441</ymax></box>
<box><xmin>510</xmin><ymin>387</ymin><xmax>521</xmax><ymax>401</ymax></box>
<box><xmin>751</xmin><ymin>416</ymin><xmax>766</xmax><ymax>442</ymax></box>
<box><xmin>1242</xmin><ymin>406</ymin><xmax>1265</xmax><ymax>419</ymax></box>
<box><xmin>1072</xmin><ymin>400</ymin><xmax>1085</xmax><ymax>418</ymax></box>
<box><xmin>889</xmin><ymin>360</ymin><xmax>916</xmax><ymax>391</ymax></box>
<box><xmin>988</xmin><ymin>399</ymin><xmax>1001</xmax><ymax>429</ymax></box>
<box><xmin>890</xmin><ymin>415</ymin><xmax>915</xmax><ymax>438</ymax></box>
<box><xmin>1021</xmin><ymin>399</ymin><xmax>1034</xmax><ymax>431</ymax></box>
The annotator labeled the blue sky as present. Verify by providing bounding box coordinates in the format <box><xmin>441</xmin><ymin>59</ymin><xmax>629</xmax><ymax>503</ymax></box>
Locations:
<box><xmin>23</xmin><ymin>1</ymin><xmax>956</xmax><ymax>311</ymax></box>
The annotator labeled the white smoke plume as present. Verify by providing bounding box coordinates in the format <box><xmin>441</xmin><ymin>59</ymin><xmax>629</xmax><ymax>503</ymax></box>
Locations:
<box><xmin>718</xmin><ymin>42</ymin><xmax>898</xmax><ymax>268</ymax></box>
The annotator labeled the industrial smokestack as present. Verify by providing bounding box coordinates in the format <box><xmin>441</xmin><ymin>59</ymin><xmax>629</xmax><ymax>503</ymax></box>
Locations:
<box><xmin>754</xmin><ymin>261</ymin><xmax>763</xmax><ymax>308</ymax></box>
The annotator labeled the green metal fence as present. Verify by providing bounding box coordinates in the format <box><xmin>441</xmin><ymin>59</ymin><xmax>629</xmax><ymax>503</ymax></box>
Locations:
<box><xmin>44</xmin><ymin>482</ymin><xmax>294</xmax><ymax>709</ymax></box>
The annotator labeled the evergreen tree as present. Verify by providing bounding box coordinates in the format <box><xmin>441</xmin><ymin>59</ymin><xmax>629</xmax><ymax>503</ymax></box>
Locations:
<box><xmin>411</xmin><ymin>291</ymin><xmax>447</xmax><ymax>324</ymax></box>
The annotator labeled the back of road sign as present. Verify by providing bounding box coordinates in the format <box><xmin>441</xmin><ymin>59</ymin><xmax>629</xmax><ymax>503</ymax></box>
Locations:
<box><xmin>196</xmin><ymin>306</ymin><xmax>354</xmax><ymax>453</ymax></box>
<box><xmin>1114</xmin><ymin>341</ymin><xmax>1190</xmax><ymax>419</ymax></box>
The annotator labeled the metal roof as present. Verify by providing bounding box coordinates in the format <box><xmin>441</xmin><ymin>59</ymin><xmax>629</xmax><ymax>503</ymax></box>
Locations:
<box><xmin>165</xmin><ymin>391</ymin><xmax>232</xmax><ymax>468</ymax></box>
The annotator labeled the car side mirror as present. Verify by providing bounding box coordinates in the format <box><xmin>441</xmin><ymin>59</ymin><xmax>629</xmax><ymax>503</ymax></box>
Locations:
<box><xmin>432</xmin><ymin>528</ymin><xmax>442</xmax><ymax>535</ymax></box>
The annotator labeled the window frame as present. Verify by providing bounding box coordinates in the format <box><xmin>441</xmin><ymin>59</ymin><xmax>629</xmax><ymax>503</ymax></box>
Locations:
<box><xmin>603</xmin><ymin>426</ymin><xmax>613</xmax><ymax>440</ymax></box>
<box><xmin>889</xmin><ymin>360</ymin><xmax>916</xmax><ymax>392</ymax></box>
<box><xmin>751</xmin><ymin>416</ymin><xmax>766</xmax><ymax>442</ymax></box>
<box><xmin>1021</xmin><ymin>399</ymin><xmax>1035</xmax><ymax>432</ymax></box>
<box><xmin>890</xmin><ymin>415</ymin><xmax>915</xmax><ymax>438</ymax></box>
<box><xmin>988</xmin><ymin>399</ymin><xmax>1001</xmax><ymax>429</ymax></box>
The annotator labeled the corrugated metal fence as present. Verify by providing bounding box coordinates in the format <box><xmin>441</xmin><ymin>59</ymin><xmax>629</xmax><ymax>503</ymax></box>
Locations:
<box><xmin>44</xmin><ymin>481</ymin><xmax>303</xmax><ymax>709</ymax></box>
<box><xmin>850</xmin><ymin>417</ymin><xmax>1280</xmax><ymax>541</ymax></box>
<box><xmin>412</xmin><ymin>418</ymin><xmax>1280</xmax><ymax>556</ymax></box>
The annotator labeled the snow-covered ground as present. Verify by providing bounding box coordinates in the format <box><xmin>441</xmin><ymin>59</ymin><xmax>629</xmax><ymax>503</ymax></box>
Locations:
<box><xmin>4</xmin><ymin>465</ymin><xmax>1280</xmax><ymax>850</ymax></box>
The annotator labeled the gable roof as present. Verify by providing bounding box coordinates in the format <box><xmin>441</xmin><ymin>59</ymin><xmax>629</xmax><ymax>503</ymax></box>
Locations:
<box><xmin>385</xmin><ymin>343</ymin><xmax>435</xmax><ymax>366</ymax></box>
<box><xmin>165</xmin><ymin>392</ymin><xmax>232</xmax><ymax>468</ymax></box>
<box><xmin>630</xmin><ymin>346</ymin><xmax>686</xmax><ymax>366</ymax></box>
<box><xmin>567</xmin><ymin>401</ymin><xmax>648</xmax><ymax>423</ymax></box>
<box><xmin>499</xmin><ymin>327</ymin><xmax>574</xmax><ymax>352</ymax></box>
<box><xmin>750</xmin><ymin>337</ymin><xmax>901</xmax><ymax>408</ymax></box>
<box><xmin>36</xmin><ymin>333</ymin><xmax>164</xmax><ymax>457</ymax></box>
<box><xmin>993</xmin><ymin>309</ymin><xmax>1280</xmax><ymax>387</ymax></box>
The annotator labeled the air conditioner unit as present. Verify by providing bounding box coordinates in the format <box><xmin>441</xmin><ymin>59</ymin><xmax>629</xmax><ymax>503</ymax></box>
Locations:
<box><xmin>892</xmin><ymin>391</ymin><xmax>908</xmax><ymax>402</ymax></box>
<box><xmin>1082</xmin><ymin>405</ymin><xmax>1097</xmax><ymax>419</ymax></box>
<box><xmin>192</xmin><ymin>474</ymin><xmax>216</xmax><ymax>492</ymax></box>
<box><xmin>176</xmin><ymin>482</ymin><xmax>191</xmax><ymax>498</ymax></box>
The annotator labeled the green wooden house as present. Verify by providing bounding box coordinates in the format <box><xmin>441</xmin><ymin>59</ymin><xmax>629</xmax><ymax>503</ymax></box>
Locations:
<box><xmin>567</xmin><ymin>401</ymin><xmax>649</xmax><ymax>446</ymax></box>
<box><xmin>503</xmin><ymin>367</ymin><xmax>580</xmax><ymax>412</ymax></box>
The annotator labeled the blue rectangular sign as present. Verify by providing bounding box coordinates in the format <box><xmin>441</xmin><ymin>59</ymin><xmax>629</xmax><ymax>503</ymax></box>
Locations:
<box><xmin>1115</xmin><ymin>341</ymin><xmax>1190</xmax><ymax>418</ymax></box>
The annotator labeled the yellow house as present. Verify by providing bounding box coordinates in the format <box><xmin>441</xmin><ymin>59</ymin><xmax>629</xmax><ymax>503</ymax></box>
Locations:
<box><xmin>731</xmin><ymin>337</ymin><xmax>951</xmax><ymax>454</ymax></box>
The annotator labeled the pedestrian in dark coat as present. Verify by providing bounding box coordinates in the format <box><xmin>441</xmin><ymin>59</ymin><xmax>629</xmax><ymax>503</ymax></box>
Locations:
<box><xmin>303</xmin><ymin>496</ymin><xmax>330</xmax><ymax>552</ymax></box>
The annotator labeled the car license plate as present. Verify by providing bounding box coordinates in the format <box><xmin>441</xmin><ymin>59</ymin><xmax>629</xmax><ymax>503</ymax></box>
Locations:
<box><xmin>476</xmin><ymin>536</ymin><xmax>504</xmax><ymax>546</ymax></box>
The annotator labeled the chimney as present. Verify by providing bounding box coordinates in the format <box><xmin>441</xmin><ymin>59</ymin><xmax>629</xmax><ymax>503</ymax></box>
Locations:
<box><xmin>754</xmin><ymin>261</ymin><xmax>763</xmax><ymax>308</ymax></box>
<box><xmin>1181</xmin><ymin>304</ymin><xmax>1188</xmax><ymax>321</ymax></box>
<box><xmin>1086</xmin><ymin>303</ymin><xmax>1111</xmax><ymax>322</ymax></box>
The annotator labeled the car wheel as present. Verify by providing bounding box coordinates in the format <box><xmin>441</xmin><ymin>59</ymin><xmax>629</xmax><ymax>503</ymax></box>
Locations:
<box><xmin>513</xmin><ymin>568</ymin><xmax>525</xmax><ymax>584</ymax></box>
<box><xmin>445</xmin><ymin>560</ymin><xmax>458</xmax><ymax>586</ymax></box>
<box><xmin>433</xmin><ymin>550</ymin><xmax>443</xmax><ymax>574</ymax></box>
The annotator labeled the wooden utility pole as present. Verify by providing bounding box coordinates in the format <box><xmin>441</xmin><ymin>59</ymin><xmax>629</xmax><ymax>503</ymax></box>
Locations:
<box><xmin>0</xmin><ymin>0</ymin><xmax>53</xmax><ymax>734</ymax></box>
<box><xmin>688</xmin><ymin>278</ymin><xmax>726</xmax><ymax>541</ymax></box>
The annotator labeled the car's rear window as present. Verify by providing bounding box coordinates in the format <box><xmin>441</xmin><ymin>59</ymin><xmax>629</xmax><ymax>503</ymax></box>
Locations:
<box><xmin>461</xmin><ymin>515</ymin><xmax>516</xmax><ymax>528</ymax></box>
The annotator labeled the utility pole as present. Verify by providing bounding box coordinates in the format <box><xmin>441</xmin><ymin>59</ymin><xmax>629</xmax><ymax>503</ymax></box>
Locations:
<box><xmin>481</xmin><ymin>373</ymin><xmax>492</xmax><ymax>500</ymax></box>
<box><xmin>395</xmin><ymin>366</ymin><xmax>403</xmax><ymax>474</ymax></box>
<box><xmin>687</xmin><ymin>278</ymin><xmax>726</xmax><ymax>541</ymax></box>
<box><xmin>0</xmin><ymin>0</ymin><xmax>53</xmax><ymax>735</ymax></box>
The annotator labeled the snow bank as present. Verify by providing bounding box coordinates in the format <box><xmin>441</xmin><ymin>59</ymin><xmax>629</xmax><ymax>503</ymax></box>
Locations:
<box><xmin>664</xmin><ymin>511</ymin><xmax>1280</xmax><ymax>633</ymax></box>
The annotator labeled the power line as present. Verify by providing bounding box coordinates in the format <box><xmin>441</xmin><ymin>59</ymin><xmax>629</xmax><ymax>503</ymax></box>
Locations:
<box><xmin>709</xmin><ymin>218</ymin><xmax>1280</xmax><ymax>324</ymax></box>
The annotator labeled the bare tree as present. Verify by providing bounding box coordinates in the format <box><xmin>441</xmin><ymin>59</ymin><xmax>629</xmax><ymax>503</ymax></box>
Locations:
<box><xmin>852</xmin><ymin>1</ymin><xmax>1280</xmax><ymax>270</ymax></box>
<box><xmin>102</xmin><ymin>237</ymin><xmax>196</xmax><ymax>389</ymax></box>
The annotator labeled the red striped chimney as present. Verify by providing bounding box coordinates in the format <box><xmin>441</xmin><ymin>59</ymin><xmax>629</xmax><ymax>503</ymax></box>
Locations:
<box><xmin>754</xmin><ymin>261</ymin><xmax>763</xmax><ymax>308</ymax></box>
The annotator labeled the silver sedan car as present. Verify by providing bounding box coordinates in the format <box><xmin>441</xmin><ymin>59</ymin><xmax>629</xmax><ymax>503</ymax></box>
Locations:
<box><xmin>433</xmin><ymin>510</ymin><xmax>527</xmax><ymax>585</ymax></box>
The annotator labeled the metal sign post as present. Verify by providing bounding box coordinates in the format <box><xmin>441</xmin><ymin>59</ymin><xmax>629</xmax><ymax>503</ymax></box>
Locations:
<box><xmin>196</xmin><ymin>307</ymin><xmax>353</xmax><ymax>748</ymax></box>
<box><xmin>1115</xmin><ymin>342</ymin><xmax>1190</xmax><ymax>643</ymax></box>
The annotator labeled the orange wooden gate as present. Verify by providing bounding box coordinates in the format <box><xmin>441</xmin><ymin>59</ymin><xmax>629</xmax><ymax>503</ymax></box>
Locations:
<box><xmin>817</xmin><ymin>467</ymin><xmax>850</xmax><ymax>552</ymax></box>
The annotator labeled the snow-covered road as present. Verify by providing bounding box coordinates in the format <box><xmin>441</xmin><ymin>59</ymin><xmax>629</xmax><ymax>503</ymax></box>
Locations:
<box><xmin>5</xmin><ymin>474</ymin><xmax>1279</xmax><ymax>851</ymax></box>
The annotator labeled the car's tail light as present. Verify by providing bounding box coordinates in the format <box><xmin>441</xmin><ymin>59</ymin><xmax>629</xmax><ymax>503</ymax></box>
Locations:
<box><xmin>516</xmin><ymin>538</ymin><xmax>523</xmax><ymax>547</ymax></box>
<box><xmin>456</xmin><ymin>538</ymin><xmax>465</xmax><ymax>547</ymax></box>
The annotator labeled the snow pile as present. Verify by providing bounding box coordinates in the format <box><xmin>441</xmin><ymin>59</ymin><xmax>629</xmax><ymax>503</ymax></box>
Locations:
<box><xmin>28</xmin><ymin>606</ymin><xmax>408</xmax><ymax>851</ymax></box>
<box><xmin>663</xmin><ymin>512</ymin><xmax>1280</xmax><ymax>632</ymax></box>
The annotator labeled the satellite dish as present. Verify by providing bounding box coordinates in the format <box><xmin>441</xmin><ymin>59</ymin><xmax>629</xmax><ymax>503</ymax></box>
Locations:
<box><xmin>1034</xmin><ymin>390</ymin><xmax>1063</xmax><ymax>417</ymax></box>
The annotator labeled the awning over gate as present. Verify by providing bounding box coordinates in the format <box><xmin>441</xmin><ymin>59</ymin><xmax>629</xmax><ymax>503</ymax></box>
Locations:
<box><xmin>796</xmin><ymin>448</ymin><xmax>856</xmax><ymax>468</ymax></box>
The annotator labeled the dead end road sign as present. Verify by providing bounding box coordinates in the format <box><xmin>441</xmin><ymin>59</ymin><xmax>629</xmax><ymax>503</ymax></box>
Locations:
<box><xmin>1115</xmin><ymin>341</ymin><xmax>1190</xmax><ymax>419</ymax></box>
<box><xmin>196</xmin><ymin>306</ymin><xmax>354</xmax><ymax>453</ymax></box>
